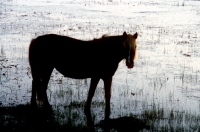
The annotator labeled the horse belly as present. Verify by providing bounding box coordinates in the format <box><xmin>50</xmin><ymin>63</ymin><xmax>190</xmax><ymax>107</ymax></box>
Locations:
<box><xmin>55</xmin><ymin>63</ymin><xmax>94</xmax><ymax>79</ymax></box>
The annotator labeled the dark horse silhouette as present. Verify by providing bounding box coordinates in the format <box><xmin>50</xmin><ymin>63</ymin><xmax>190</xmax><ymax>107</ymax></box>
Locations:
<box><xmin>29</xmin><ymin>31</ymin><xmax>138</xmax><ymax>118</ymax></box>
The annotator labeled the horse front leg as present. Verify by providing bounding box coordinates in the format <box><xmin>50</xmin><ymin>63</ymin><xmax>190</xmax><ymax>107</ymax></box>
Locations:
<box><xmin>84</xmin><ymin>77</ymin><xmax>100</xmax><ymax>113</ymax></box>
<box><xmin>103</xmin><ymin>77</ymin><xmax>112</xmax><ymax>119</ymax></box>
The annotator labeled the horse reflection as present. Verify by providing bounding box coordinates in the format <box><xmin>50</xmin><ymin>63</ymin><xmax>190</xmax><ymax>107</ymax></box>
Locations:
<box><xmin>29</xmin><ymin>31</ymin><xmax>138</xmax><ymax>118</ymax></box>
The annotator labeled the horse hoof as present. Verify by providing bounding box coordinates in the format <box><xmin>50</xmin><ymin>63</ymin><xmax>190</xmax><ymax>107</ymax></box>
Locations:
<box><xmin>43</xmin><ymin>103</ymin><xmax>51</xmax><ymax>108</ymax></box>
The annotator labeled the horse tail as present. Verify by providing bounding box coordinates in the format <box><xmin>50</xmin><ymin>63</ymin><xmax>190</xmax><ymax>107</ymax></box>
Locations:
<box><xmin>29</xmin><ymin>38</ymin><xmax>44</xmax><ymax>102</ymax></box>
<box><xmin>28</xmin><ymin>39</ymin><xmax>35</xmax><ymax>68</ymax></box>
<box><xmin>28</xmin><ymin>38</ymin><xmax>40</xmax><ymax>74</ymax></box>
<box><xmin>29</xmin><ymin>38</ymin><xmax>44</xmax><ymax>79</ymax></box>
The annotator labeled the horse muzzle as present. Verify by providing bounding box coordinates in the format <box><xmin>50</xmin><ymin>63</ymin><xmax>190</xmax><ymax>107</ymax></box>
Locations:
<box><xmin>126</xmin><ymin>60</ymin><xmax>134</xmax><ymax>69</ymax></box>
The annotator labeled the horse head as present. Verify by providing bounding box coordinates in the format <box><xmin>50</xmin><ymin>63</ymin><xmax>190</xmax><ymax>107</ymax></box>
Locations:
<box><xmin>123</xmin><ymin>32</ymin><xmax>138</xmax><ymax>69</ymax></box>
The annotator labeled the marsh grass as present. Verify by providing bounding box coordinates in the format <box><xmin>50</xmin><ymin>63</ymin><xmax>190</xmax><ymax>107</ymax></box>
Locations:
<box><xmin>137</xmin><ymin>103</ymin><xmax>200</xmax><ymax>131</ymax></box>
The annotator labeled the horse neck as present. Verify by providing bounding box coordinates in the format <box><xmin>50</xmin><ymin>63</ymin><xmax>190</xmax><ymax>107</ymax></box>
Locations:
<box><xmin>102</xmin><ymin>35</ymin><xmax>126</xmax><ymax>62</ymax></box>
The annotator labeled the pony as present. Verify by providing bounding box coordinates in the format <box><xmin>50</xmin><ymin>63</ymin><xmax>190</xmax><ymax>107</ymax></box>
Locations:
<box><xmin>28</xmin><ymin>31</ymin><xmax>138</xmax><ymax>118</ymax></box>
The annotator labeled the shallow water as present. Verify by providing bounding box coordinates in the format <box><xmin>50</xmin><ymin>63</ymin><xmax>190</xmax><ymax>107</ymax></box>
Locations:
<box><xmin>0</xmin><ymin>0</ymin><xmax>200</xmax><ymax>130</ymax></box>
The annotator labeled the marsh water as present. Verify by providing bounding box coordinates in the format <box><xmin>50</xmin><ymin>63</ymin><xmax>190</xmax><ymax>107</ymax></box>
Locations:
<box><xmin>0</xmin><ymin>0</ymin><xmax>200</xmax><ymax>131</ymax></box>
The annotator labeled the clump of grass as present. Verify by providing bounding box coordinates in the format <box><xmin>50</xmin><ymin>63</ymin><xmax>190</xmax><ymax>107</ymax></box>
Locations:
<box><xmin>137</xmin><ymin>102</ymin><xmax>200</xmax><ymax>131</ymax></box>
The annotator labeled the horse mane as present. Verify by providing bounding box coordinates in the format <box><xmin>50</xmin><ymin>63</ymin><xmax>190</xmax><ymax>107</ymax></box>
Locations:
<box><xmin>102</xmin><ymin>34</ymin><xmax>109</xmax><ymax>38</ymax></box>
<box><xmin>91</xmin><ymin>34</ymin><xmax>137</xmax><ymax>61</ymax></box>
<box><xmin>91</xmin><ymin>33</ymin><xmax>137</xmax><ymax>61</ymax></box>
<box><xmin>92</xmin><ymin>34</ymin><xmax>110</xmax><ymax>41</ymax></box>
<box><xmin>133</xmin><ymin>39</ymin><xmax>137</xmax><ymax>60</ymax></box>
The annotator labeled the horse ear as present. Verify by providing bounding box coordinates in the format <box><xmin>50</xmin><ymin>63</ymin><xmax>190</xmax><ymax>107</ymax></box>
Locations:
<box><xmin>123</xmin><ymin>31</ymin><xmax>127</xmax><ymax>37</ymax></box>
<box><xmin>133</xmin><ymin>32</ymin><xmax>138</xmax><ymax>39</ymax></box>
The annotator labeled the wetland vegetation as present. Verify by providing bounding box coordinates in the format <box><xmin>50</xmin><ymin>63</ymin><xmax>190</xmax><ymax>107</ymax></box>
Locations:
<box><xmin>0</xmin><ymin>0</ymin><xmax>200</xmax><ymax>131</ymax></box>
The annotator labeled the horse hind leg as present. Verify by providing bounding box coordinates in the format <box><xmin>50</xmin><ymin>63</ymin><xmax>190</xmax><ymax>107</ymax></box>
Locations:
<box><xmin>31</xmin><ymin>76</ymin><xmax>41</xmax><ymax>107</ymax></box>
<box><xmin>40</xmin><ymin>67</ymin><xmax>54</xmax><ymax>107</ymax></box>
<box><xmin>30</xmin><ymin>66</ymin><xmax>54</xmax><ymax>107</ymax></box>
<box><xmin>30</xmin><ymin>67</ymin><xmax>43</xmax><ymax>107</ymax></box>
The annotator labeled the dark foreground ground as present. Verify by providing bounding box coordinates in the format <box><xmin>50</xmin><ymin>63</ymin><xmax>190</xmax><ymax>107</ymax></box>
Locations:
<box><xmin>0</xmin><ymin>104</ymin><xmax>149</xmax><ymax>132</ymax></box>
